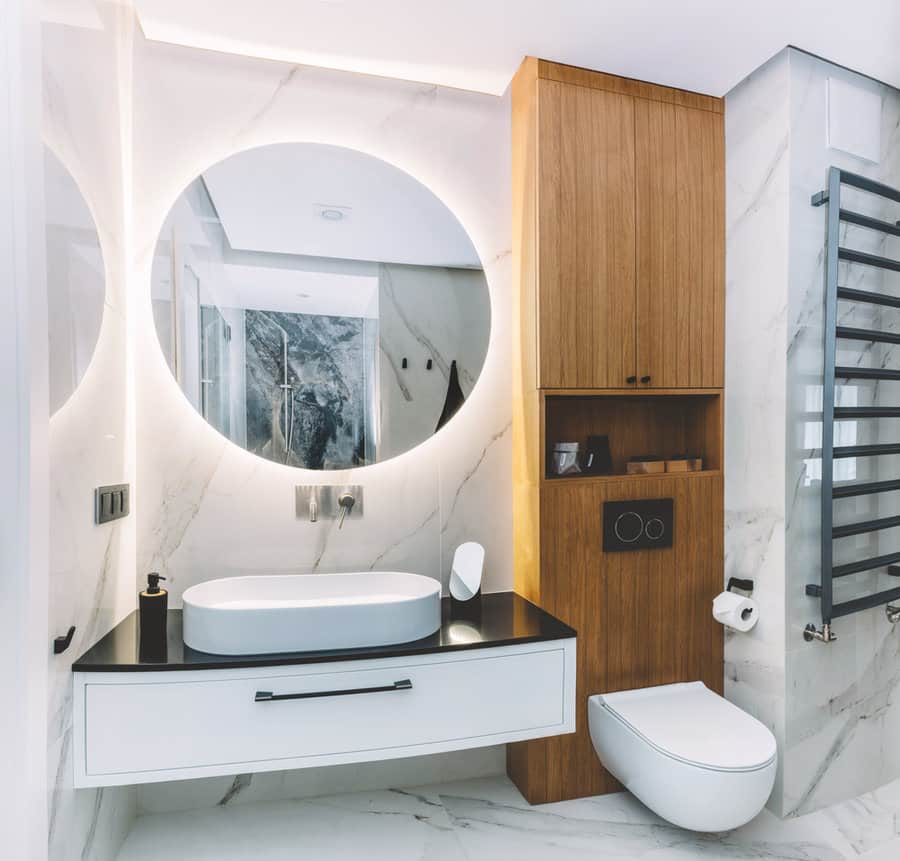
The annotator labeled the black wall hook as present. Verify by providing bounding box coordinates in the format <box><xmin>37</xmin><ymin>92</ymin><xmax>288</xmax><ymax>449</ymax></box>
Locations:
<box><xmin>401</xmin><ymin>357</ymin><xmax>408</xmax><ymax>369</ymax></box>
<box><xmin>53</xmin><ymin>625</ymin><xmax>76</xmax><ymax>655</ymax></box>
<box><xmin>426</xmin><ymin>359</ymin><xmax>433</xmax><ymax>370</ymax></box>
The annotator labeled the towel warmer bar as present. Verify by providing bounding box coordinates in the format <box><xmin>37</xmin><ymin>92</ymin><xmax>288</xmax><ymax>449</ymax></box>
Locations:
<box><xmin>805</xmin><ymin>167</ymin><xmax>900</xmax><ymax>643</ymax></box>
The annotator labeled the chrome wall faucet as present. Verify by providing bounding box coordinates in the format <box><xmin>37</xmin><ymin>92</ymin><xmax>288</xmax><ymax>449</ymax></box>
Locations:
<box><xmin>337</xmin><ymin>492</ymin><xmax>355</xmax><ymax>529</ymax></box>
<box><xmin>295</xmin><ymin>486</ymin><xmax>363</xmax><ymax>525</ymax></box>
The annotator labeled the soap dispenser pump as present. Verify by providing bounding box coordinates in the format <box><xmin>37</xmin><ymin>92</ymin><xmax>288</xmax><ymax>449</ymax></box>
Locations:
<box><xmin>139</xmin><ymin>572</ymin><xmax>168</xmax><ymax>663</ymax></box>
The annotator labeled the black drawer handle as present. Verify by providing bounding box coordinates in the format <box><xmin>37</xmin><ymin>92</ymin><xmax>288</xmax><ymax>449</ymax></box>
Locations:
<box><xmin>255</xmin><ymin>679</ymin><xmax>413</xmax><ymax>702</ymax></box>
<box><xmin>640</xmin><ymin>375</ymin><xmax>651</xmax><ymax>384</ymax></box>
<box><xmin>626</xmin><ymin>375</ymin><xmax>637</xmax><ymax>384</ymax></box>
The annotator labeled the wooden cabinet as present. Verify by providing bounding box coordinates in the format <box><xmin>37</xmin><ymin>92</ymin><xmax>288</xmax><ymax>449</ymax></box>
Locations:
<box><xmin>635</xmin><ymin>100</ymin><xmax>724</xmax><ymax>388</ymax></box>
<box><xmin>510</xmin><ymin>58</ymin><xmax>726</xmax><ymax>804</ymax></box>
<box><xmin>537</xmin><ymin>79</ymin><xmax>636</xmax><ymax>389</ymax></box>
<box><xmin>519</xmin><ymin>59</ymin><xmax>724</xmax><ymax>390</ymax></box>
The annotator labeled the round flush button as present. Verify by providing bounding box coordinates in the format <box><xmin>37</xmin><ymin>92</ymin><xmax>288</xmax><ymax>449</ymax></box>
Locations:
<box><xmin>614</xmin><ymin>511</ymin><xmax>644</xmax><ymax>543</ymax></box>
<box><xmin>645</xmin><ymin>517</ymin><xmax>665</xmax><ymax>540</ymax></box>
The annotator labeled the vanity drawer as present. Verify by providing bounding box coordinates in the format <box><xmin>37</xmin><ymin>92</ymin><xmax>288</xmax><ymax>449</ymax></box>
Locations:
<box><xmin>80</xmin><ymin>644</ymin><xmax>571</xmax><ymax>781</ymax></box>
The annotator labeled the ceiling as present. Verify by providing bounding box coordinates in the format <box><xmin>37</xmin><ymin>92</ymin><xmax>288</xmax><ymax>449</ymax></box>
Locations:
<box><xmin>202</xmin><ymin>143</ymin><xmax>481</xmax><ymax>268</ymax></box>
<box><xmin>220</xmin><ymin>265</ymin><xmax>379</xmax><ymax>319</ymax></box>
<box><xmin>132</xmin><ymin>0</ymin><xmax>900</xmax><ymax>97</ymax></box>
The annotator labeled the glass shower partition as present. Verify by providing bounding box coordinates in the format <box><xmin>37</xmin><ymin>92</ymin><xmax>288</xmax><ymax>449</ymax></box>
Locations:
<box><xmin>200</xmin><ymin>304</ymin><xmax>231</xmax><ymax>439</ymax></box>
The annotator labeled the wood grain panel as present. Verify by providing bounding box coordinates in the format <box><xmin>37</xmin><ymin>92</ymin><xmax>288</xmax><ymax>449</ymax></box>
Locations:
<box><xmin>510</xmin><ymin>58</ymin><xmax>543</xmax><ymax>606</ymax></box>
<box><xmin>635</xmin><ymin>100</ymin><xmax>725</xmax><ymax>389</ymax></box>
<box><xmin>509</xmin><ymin>57</ymin><xmax>725</xmax><ymax>806</ymax></box>
<box><xmin>510</xmin><ymin>472</ymin><xmax>724</xmax><ymax>803</ymax></box>
<box><xmin>537</xmin><ymin>59</ymin><xmax>724</xmax><ymax>114</ymax></box>
<box><xmin>537</xmin><ymin>80</ymin><xmax>636</xmax><ymax>389</ymax></box>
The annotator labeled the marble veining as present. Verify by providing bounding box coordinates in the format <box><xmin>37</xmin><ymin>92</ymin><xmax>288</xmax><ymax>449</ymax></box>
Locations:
<box><xmin>724</xmin><ymin>47</ymin><xmax>791</xmax><ymax>816</ymax></box>
<box><xmin>44</xmin><ymin>7</ymin><xmax>138</xmax><ymax>861</ymax></box>
<box><xmin>727</xmin><ymin>46</ymin><xmax>900</xmax><ymax>819</ymax></box>
<box><xmin>117</xmin><ymin>774</ymin><xmax>900</xmax><ymax>861</ymax></box>
<box><xmin>134</xmin><ymin>32</ymin><xmax>512</xmax><ymax>606</ymax></box>
<box><xmin>244</xmin><ymin>309</ymin><xmax>373</xmax><ymax>469</ymax></box>
<box><xmin>782</xmin><ymin>48</ymin><xmax>900</xmax><ymax>817</ymax></box>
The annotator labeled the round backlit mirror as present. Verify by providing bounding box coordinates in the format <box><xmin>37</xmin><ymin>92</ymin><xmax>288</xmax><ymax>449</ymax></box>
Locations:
<box><xmin>45</xmin><ymin>147</ymin><xmax>106</xmax><ymax>415</ymax></box>
<box><xmin>151</xmin><ymin>143</ymin><xmax>490</xmax><ymax>469</ymax></box>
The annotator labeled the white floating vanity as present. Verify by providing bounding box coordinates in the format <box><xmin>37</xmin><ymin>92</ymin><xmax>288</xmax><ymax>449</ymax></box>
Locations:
<box><xmin>72</xmin><ymin>592</ymin><xmax>576</xmax><ymax>787</ymax></box>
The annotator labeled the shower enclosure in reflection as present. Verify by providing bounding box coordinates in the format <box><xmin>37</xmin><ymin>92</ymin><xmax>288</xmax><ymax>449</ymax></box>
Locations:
<box><xmin>200</xmin><ymin>304</ymin><xmax>231</xmax><ymax>440</ymax></box>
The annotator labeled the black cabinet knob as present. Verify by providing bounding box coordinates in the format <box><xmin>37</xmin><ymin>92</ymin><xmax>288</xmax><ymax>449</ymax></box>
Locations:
<box><xmin>626</xmin><ymin>375</ymin><xmax>637</xmax><ymax>384</ymax></box>
<box><xmin>640</xmin><ymin>375</ymin><xmax>652</xmax><ymax>384</ymax></box>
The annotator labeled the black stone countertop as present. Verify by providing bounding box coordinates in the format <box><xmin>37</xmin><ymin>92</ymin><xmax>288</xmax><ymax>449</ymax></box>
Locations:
<box><xmin>72</xmin><ymin>591</ymin><xmax>576</xmax><ymax>673</ymax></box>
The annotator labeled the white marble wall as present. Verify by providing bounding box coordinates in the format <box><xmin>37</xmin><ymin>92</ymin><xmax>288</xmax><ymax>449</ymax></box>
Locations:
<box><xmin>43</xmin><ymin>6</ymin><xmax>138</xmax><ymax>861</ymax></box>
<box><xmin>132</xmin><ymin>37</ymin><xmax>512</xmax><ymax>603</ymax></box>
<box><xmin>131</xmin><ymin>33</ymin><xmax>511</xmax><ymax>806</ymax></box>
<box><xmin>724</xmin><ymin>48</ymin><xmax>792</xmax><ymax>815</ymax></box>
<box><xmin>727</xmin><ymin>46</ymin><xmax>900</xmax><ymax>817</ymax></box>
<box><xmin>783</xmin><ymin>49</ymin><xmax>900</xmax><ymax>816</ymax></box>
<box><xmin>377</xmin><ymin>262</ymin><xmax>490</xmax><ymax>461</ymax></box>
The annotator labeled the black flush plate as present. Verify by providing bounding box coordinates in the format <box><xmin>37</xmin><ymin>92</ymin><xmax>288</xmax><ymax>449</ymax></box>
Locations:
<box><xmin>603</xmin><ymin>498</ymin><xmax>674</xmax><ymax>552</ymax></box>
<box><xmin>95</xmin><ymin>484</ymin><xmax>130</xmax><ymax>524</ymax></box>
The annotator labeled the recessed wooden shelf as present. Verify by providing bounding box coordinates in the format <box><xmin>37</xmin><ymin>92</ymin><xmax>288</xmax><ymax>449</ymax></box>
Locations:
<box><xmin>544</xmin><ymin>393</ymin><xmax>722</xmax><ymax>481</ymax></box>
<box><xmin>542</xmin><ymin>468</ymin><xmax>722</xmax><ymax>486</ymax></box>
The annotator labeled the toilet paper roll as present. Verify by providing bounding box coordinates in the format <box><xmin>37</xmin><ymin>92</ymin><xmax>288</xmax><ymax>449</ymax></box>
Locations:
<box><xmin>712</xmin><ymin>591</ymin><xmax>759</xmax><ymax>632</ymax></box>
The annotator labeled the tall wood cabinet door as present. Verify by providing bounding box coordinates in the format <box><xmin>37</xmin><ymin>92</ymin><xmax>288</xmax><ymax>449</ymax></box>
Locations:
<box><xmin>635</xmin><ymin>99</ymin><xmax>724</xmax><ymax>388</ymax></box>
<box><xmin>537</xmin><ymin>80</ymin><xmax>636</xmax><ymax>389</ymax></box>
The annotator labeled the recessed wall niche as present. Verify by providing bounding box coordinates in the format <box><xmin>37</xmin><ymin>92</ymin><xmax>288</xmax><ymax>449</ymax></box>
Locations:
<box><xmin>544</xmin><ymin>393</ymin><xmax>722</xmax><ymax>480</ymax></box>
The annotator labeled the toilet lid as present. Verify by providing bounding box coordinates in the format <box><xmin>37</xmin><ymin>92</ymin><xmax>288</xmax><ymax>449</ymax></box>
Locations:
<box><xmin>597</xmin><ymin>682</ymin><xmax>777</xmax><ymax>772</ymax></box>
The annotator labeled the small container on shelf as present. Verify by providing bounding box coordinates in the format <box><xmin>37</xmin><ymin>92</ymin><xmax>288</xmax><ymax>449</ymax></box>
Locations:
<box><xmin>583</xmin><ymin>435</ymin><xmax>613</xmax><ymax>476</ymax></box>
<box><xmin>626</xmin><ymin>455</ymin><xmax>666</xmax><ymax>475</ymax></box>
<box><xmin>665</xmin><ymin>454</ymin><xmax>703</xmax><ymax>473</ymax></box>
<box><xmin>551</xmin><ymin>442</ymin><xmax>581</xmax><ymax>476</ymax></box>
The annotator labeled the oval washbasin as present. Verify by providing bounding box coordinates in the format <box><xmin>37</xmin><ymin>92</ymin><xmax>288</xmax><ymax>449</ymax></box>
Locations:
<box><xmin>181</xmin><ymin>572</ymin><xmax>442</xmax><ymax>656</ymax></box>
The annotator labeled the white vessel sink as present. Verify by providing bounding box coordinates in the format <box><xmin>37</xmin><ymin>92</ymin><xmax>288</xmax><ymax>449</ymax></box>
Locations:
<box><xmin>181</xmin><ymin>572</ymin><xmax>442</xmax><ymax>656</ymax></box>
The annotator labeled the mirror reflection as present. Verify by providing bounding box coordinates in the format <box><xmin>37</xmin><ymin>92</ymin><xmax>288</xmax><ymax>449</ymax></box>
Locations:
<box><xmin>45</xmin><ymin>147</ymin><xmax>106</xmax><ymax>415</ymax></box>
<box><xmin>152</xmin><ymin>143</ymin><xmax>490</xmax><ymax>469</ymax></box>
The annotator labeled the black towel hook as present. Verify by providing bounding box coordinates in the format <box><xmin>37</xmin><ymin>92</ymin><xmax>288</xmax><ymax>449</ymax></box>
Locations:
<box><xmin>53</xmin><ymin>626</ymin><xmax>76</xmax><ymax>655</ymax></box>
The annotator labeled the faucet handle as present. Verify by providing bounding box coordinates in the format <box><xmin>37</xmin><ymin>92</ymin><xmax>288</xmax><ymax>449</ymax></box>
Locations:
<box><xmin>337</xmin><ymin>492</ymin><xmax>355</xmax><ymax>529</ymax></box>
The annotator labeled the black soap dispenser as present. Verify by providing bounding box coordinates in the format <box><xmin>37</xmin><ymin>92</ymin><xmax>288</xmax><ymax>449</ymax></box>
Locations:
<box><xmin>139</xmin><ymin>573</ymin><xmax>168</xmax><ymax>663</ymax></box>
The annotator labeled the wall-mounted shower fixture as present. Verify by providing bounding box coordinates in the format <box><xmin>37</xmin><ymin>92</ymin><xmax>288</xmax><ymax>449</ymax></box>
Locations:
<box><xmin>272</xmin><ymin>320</ymin><xmax>295</xmax><ymax>462</ymax></box>
<box><xmin>295</xmin><ymin>486</ymin><xmax>364</xmax><ymax>524</ymax></box>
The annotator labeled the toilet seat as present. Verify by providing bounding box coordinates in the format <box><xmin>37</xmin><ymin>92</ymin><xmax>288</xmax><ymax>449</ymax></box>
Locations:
<box><xmin>588</xmin><ymin>682</ymin><xmax>777</xmax><ymax>832</ymax></box>
<box><xmin>597</xmin><ymin>682</ymin><xmax>776</xmax><ymax>772</ymax></box>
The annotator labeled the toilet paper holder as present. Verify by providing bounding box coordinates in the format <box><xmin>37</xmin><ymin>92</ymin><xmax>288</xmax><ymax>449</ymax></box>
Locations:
<box><xmin>726</xmin><ymin>577</ymin><xmax>754</xmax><ymax>595</ymax></box>
<box><xmin>714</xmin><ymin>580</ymin><xmax>759</xmax><ymax>633</ymax></box>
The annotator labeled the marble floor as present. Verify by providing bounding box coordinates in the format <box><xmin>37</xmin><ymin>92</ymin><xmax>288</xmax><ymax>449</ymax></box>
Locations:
<box><xmin>117</xmin><ymin>774</ymin><xmax>900</xmax><ymax>861</ymax></box>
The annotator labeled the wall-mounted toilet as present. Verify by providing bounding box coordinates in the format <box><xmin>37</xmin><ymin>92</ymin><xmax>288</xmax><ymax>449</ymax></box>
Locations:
<box><xmin>588</xmin><ymin>682</ymin><xmax>776</xmax><ymax>832</ymax></box>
